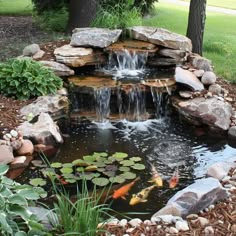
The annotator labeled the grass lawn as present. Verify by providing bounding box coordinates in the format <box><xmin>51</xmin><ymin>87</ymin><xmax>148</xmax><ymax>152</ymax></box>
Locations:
<box><xmin>181</xmin><ymin>0</ymin><xmax>236</xmax><ymax>10</ymax></box>
<box><xmin>0</xmin><ymin>0</ymin><xmax>33</xmax><ymax>15</ymax></box>
<box><xmin>143</xmin><ymin>1</ymin><xmax>236</xmax><ymax>82</ymax></box>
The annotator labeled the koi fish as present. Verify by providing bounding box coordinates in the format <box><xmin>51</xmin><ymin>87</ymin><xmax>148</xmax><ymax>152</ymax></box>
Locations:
<box><xmin>169</xmin><ymin>168</ymin><xmax>179</xmax><ymax>189</ymax></box>
<box><xmin>56</xmin><ymin>174</ymin><xmax>69</xmax><ymax>185</ymax></box>
<box><xmin>112</xmin><ymin>177</ymin><xmax>140</xmax><ymax>200</ymax></box>
<box><xmin>148</xmin><ymin>163</ymin><xmax>163</xmax><ymax>187</ymax></box>
<box><xmin>129</xmin><ymin>185</ymin><xmax>156</xmax><ymax>205</ymax></box>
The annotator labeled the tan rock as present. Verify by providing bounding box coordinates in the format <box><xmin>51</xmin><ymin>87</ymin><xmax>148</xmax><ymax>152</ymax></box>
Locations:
<box><xmin>16</xmin><ymin>139</ymin><xmax>34</xmax><ymax>156</ymax></box>
<box><xmin>0</xmin><ymin>145</ymin><xmax>14</xmax><ymax>164</ymax></box>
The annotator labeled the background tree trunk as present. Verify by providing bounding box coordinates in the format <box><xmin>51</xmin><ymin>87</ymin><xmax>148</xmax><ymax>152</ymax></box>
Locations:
<box><xmin>186</xmin><ymin>0</ymin><xmax>207</xmax><ymax>56</ymax></box>
<box><xmin>66</xmin><ymin>0</ymin><xmax>99</xmax><ymax>33</ymax></box>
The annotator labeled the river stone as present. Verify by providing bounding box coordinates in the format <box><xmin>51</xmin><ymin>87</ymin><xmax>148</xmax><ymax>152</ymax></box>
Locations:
<box><xmin>193</xmin><ymin>69</ymin><xmax>204</xmax><ymax>78</ymax></box>
<box><xmin>0</xmin><ymin>145</ymin><xmax>14</xmax><ymax>164</ymax></box>
<box><xmin>71</xmin><ymin>28</ymin><xmax>122</xmax><ymax>48</ymax></box>
<box><xmin>189</xmin><ymin>54</ymin><xmax>213</xmax><ymax>71</ymax></box>
<box><xmin>40</xmin><ymin>60</ymin><xmax>74</xmax><ymax>77</ymax></box>
<box><xmin>10</xmin><ymin>156</ymin><xmax>32</xmax><ymax>169</ymax></box>
<box><xmin>173</xmin><ymin>97</ymin><xmax>232</xmax><ymax>131</ymax></box>
<box><xmin>20</xmin><ymin>93</ymin><xmax>69</xmax><ymax>120</ymax></box>
<box><xmin>16</xmin><ymin>139</ymin><xmax>34</xmax><ymax>156</ymax></box>
<box><xmin>18</xmin><ymin>113</ymin><xmax>63</xmax><ymax>145</ymax></box>
<box><xmin>23</xmin><ymin>43</ymin><xmax>40</xmax><ymax>56</ymax></box>
<box><xmin>32</xmin><ymin>50</ymin><xmax>45</xmax><ymax>60</ymax></box>
<box><xmin>228</xmin><ymin>126</ymin><xmax>236</xmax><ymax>139</ymax></box>
<box><xmin>207</xmin><ymin>161</ymin><xmax>236</xmax><ymax>180</ymax></box>
<box><xmin>208</xmin><ymin>84</ymin><xmax>221</xmax><ymax>95</ymax></box>
<box><xmin>201</xmin><ymin>71</ymin><xmax>217</xmax><ymax>85</ymax></box>
<box><xmin>175</xmin><ymin>67</ymin><xmax>204</xmax><ymax>91</ymax></box>
<box><xmin>152</xmin><ymin>178</ymin><xmax>227</xmax><ymax>218</ymax></box>
<box><xmin>129</xmin><ymin>26</ymin><xmax>192</xmax><ymax>51</ymax></box>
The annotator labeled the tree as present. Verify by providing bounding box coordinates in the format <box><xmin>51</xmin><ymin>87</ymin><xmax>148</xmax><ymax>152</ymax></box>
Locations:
<box><xmin>186</xmin><ymin>0</ymin><xmax>207</xmax><ymax>56</ymax></box>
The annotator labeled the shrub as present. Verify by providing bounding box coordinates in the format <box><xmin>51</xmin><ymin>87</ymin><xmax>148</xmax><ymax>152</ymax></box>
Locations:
<box><xmin>0</xmin><ymin>58</ymin><xmax>63</xmax><ymax>100</ymax></box>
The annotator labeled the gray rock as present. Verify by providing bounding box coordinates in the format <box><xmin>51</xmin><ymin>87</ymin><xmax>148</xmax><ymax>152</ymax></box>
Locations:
<box><xmin>23</xmin><ymin>43</ymin><xmax>40</xmax><ymax>56</ymax></box>
<box><xmin>152</xmin><ymin>178</ymin><xmax>228</xmax><ymax>217</ymax></box>
<box><xmin>18</xmin><ymin>113</ymin><xmax>63</xmax><ymax>145</ymax></box>
<box><xmin>175</xmin><ymin>220</ymin><xmax>189</xmax><ymax>231</ymax></box>
<box><xmin>175</xmin><ymin>67</ymin><xmax>204</xmax><ymax>91</ymax></box>
<box><xmin>173</xmin><ymin>97</ymin><xmax>232</xmax><ymax>131</ymax></box>
<box><xmin>20</xmin><ymin>93</ymin><xmax>69</xmax><ymax>120</ymax></box>
<box><xmin>158</xmin><ymin>48</ymin><xmax>187</xmax><ymax>60</ymax></box>
<box><xmin>208</xmin><ymin>84</ymin><xmax>221</xmax><ymax>95</ymax></box>
<box><xmin>228</xmin><ymin>126</ymin><xmax>236</xmax><ymax>139</ymax></box>
<box><xmin>201</xmin><ymin>71</ymin><xmax>217</xmax><ymax>85</ymax></box>
<box><xmin>129</xmin><ymin>218</ymin><xmax>142</xmax><ymax>227</ymax></box>
<box><xmin>129</xmin><ymin>26</ymin><xmax>192</xmax><ymax>51</ymax></box>
<box><xmin>40</xmin><ymin>60</ymin><xmax>74</xmax><ymax>77</ymax></box>
<box><xmin>179</xmin><ymin>91</ymin><xmax>193</xmax><ymax>99</ymax></box>
<box><xmin>151</xmin><ymin>215</ymin><xmax>182</xmax><ymax>224</ymax></box>
<box><xmin>193</xmin><ymin>69</ymin><xmax>205</xmax><ymax>78</ymax></box>
<box><xmin>71</xmin><ymin>28</ymin><xmax>122</xmax><ymax>48</ymax></box>
<box><xmin>169</xmin><ymin>227</ymin><xmax>179</xmax><ymax>234</ymax></box>
<box><xmin>207</xmin><ymin>161</ymin><xmax>236</xmax><ymax>180</ymax></box>
<box><xmin>0</xmin><ymin>145</ymin><xmax>14</xmax><ymax>164</ymax></box>
<box><xmin>189</xmin><ymin>54</ymin><xmax>213</xmax><ymax>71</ymax></box>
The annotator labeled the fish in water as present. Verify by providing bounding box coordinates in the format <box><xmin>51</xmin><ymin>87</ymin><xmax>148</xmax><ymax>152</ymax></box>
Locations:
<box><xmin>129</xmin><ymin>185</ymin><xmax>156</xmax><ymax>205</ymax></box>
<box><xmin>112</xmin><ymin>177</ymin><xmax>140</xmax><ymax>200</ymax></box>
<box><xmin>169</xmin><ymin>168</ymin><xmax>179</xmax><ymax>189</ymax></box>
<box><xmin>148</xmin><ymin>162</ymin><xmax>163</xmax><ymax>187</ymax></box>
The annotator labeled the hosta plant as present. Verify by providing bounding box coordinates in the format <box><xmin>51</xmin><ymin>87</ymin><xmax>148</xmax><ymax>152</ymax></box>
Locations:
<box><xmin>0</xmin><ymin>164</ymin><xmax>48</xmax><ymax>235</ymax></box>
<box><xmin>0</xmin><ymin>58</ymin><xmax>63</xmax><ymax>100</ymax></box>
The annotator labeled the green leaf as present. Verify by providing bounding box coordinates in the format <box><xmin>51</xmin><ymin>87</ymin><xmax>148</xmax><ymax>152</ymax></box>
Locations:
<box><xmin>130</xmin><ymin>156</ymin><xmax>142</xmax><ymax>162</ymax></box>
<box><xmin>76</xmin><ymin>167</ymin><xmax>84</xmax><ymax>172</ymax></box>
<box><xmin>85</xmin><ymin>165</ymin><xmax>98</xmax><ymax>172</ymax></box>
<box><xmin>120</xmin><ymin>172</ymin><xmax>137</xmax><ymax>180</ymax></box>
<box><xmin>62</xmin><ymin>163</ymin><xmax>74</xmax><ymax>168</ymax></box>
<box><xmin>29</xmin><ymin>178</ymin><xmax>47</xmax><ymax>187</ymax></box>
<box><xmin>51</xmin><ymin>162</ymin><xmax>62</xmax><ymax>168</ymax></box>
<box><xmin>0</xmin><ymin>164</ymin><xmax>9</xmax><ymax>175</ymax></box>
<box><xmin>16</xmin><ymin>189</ymin><xmax>40</xmax><ymax>200</ymax></box>
<box><xmin>83</xmin><ymin>155</ymin><xmax>96</xmax><ymax>162</ymax></box>
<box><xmin>109</xmin><ymin>176</ymin><xmax>125</xmax><ymax>184</ymax></box>
<box><xmin>92</xmin><ymin>177</ymin><xmax>109</xmax><ymax>186</ymax></box>
<box><xmin>131</xmin><ymin>163</ymin><xmax>146</xmax><ymax>170</ymax></box>
<box><xmin>15</xmin><ymin>231</ymin><xmax>27</xmax><ymax>236</ymax></box>
<box><xmin>112</xmin><ymin>152</ymin><xmax>128</xmax><ymax>159</ymax></box>
<box><xmin>120</xmin><ymin>160</ymin><xmax>135</xmax><ymax>166</ymax></box>
<box><xmin>119</xmin><ymin>166</ymin><xmax>130</xmax><ymax>172</ymax></box>
<box><xmin>0</xmin><ymin>212</ymin><xmax>12</xmax><ymax>234</ymax></box>
<box><xmin>60</xmin><ymin>167</ymin><xmax>73</xmax><ymax>174</ymax></box>
<box><xmin>7</xmin><ymin>204</ymin><xmax>32</xmax><ymax>221</ymax></box>
<box><xmin>8</xmin><ymin>194</ymin><xmax>28</xmax><ymax>206</ymax></box>
<box><xmin>72</xmin><ymin>159</ymin><xmax>89</xmax><ymax>167</ymax></box>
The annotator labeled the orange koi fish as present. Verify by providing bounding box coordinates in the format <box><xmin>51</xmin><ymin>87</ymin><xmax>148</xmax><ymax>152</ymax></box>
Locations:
<box><xmin>112</xmin><ymin>177</ymin><xmax>140</xmax><ymax>200</ymax></box>
<box><xmin>56</xmin><ymin>174</ymin><xmax>69</xmax><ymax>185</ymax></box>
<box><xmin>148</xmin><ymin>163</ymin><xmax>163</xmax><ymax>187</ymax></box>
<box><xmin>169</xmin><ymin>168</ymin><xmax>179</xmax><ymax>189</ymax></box>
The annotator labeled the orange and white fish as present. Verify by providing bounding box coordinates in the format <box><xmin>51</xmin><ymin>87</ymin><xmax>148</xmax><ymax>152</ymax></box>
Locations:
<box><xmin>129</xmin><ymin>185</ymin><xmax>156</xmax><ymax>205</ymax></box>
<box><xmin>112</xmin><ymin>177</ymin><xmax>140</xmax><ymax>200</ymax></box>
<box><xmin>169</xmin><ymin>168</ymin><xmax>179</xmax><ymax>189</ymax></box>
<box><xmin>148</xmin><ymin>163</ymin><xmax>163</xmax><ymax>187</ymax></box>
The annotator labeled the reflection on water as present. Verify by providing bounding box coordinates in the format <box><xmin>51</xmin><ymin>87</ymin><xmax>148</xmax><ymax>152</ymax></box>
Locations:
<box><xmin>56</xmin><ymin>117</ymin><xmax>236</xmax><ymax>219</ymax></box>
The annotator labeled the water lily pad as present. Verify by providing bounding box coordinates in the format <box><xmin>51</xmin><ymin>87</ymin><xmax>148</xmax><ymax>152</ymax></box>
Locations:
<box><xmin>109</xmin><ymin>176</ymin><xmax>125</xmax><ymax>184</ymax></box>
<box><xmin>62</xmin><ymin>173</ymin><xmax>75</xmax><ymax>179</ymax></box>
<box><xmin>119</xmin><ymin>166</ymin><xmax>130</xmax><ymax>172</ymax></box>
<box><xmin>120</xmin><ymin>172</ymin><xmax>136</xmax><ymax>180</ymax></box>
<box><xmin>105</xmin><ymin>165</ymin><xmax>118</xmax><ymax>172</ymax></box>
<box><xmin>76</xmin><ymin>167</ymin><xmax>84</xmax><ymax>172</ymax></box>
<box><xmin>130</xmin><ymin>157</ymin><xmax>142</xmax><ymax>162</ymax></box>
<box><xmin>60</xmin><ymin>167</ymin><xmax>73</xmax><ymax>174</ymax></box>
<box><xmin>72</xmin><ymin>159</ymin><xmax>89</xmax><ymax>167</ymax></box>
<box><xmin>112</xmin><ymin>152</ymin><xmax>128</xmax><ymax>159</ymax></box>
<box><xmin>31</xmin><ymin>160</ymin><xmax>46</xmax><ymax>167</ymax></box>
<box><xmin>97</xmin><ymin>167</ymin><xmax>106</xmax><ymax>172</ymax></box>
<box><xmin>51</xmin><ymin>162</ymin><xmax>62</xmax><ymax>168</ymax></box>
<box><xmin>65</xmin><ymin>179</ymin><xmax>76</xmax><ymax>184</ymax></box>
<box><xmin>131</xmin><ymin>163</ymin><xmax>145</xmax><ymax>170</ymax></box>
<box><xmin>94</xmin><ymin>162</ymin><xmax>106</xmax><ymax>168</ymax></box>
<box><xmin>104</xmin><ymin>159</ymin><xmax>114</xmax><ymax>164</ymax></box>
<box><xmin>92</xmin><ymin>177</ymin><xmax>109</xmax><ymax>186</ymax></box>
<box><xmin>103</xmin><ymin>171</ymin><xmax>116</xmax><ymax>177</ymax></box>
<box><xmin>96</xmin><ymin>156</ymin><xmax>106</xmax><ymax>162</ymax></box>
<box><xmin>41</xmin><ymin>168</ymin><xmax>56</xmax><ymax>178</ymax></box>
<box><xmin>83</xmin><ymin>155</ymin><xmax>96</xmax><ymax>162</ymax></box>
<box><xmin>85</xmin><ymin>165</ymin><xmax>98</xmax><ymax>172</ymax></box>
<box><xmin>108</xmin><ymin>156</ymin><xmax>116</xmax><ymax>162</ymax></box>
<box><xmin>30</xmin><ymin>178</ymin><xmax>46</xmax><ymax>187</ymax></box>
<box><xmin>94</xmin><ymin>152</ymin><xmax>108</xmax><ymax>157</ymax></box>
<box><xmin>120</xmin><ymin>160</ymin><xmax>135</xmax><ymax>166</ymax></box>
<box><xmin>62</xmin><ymin>163</ymin><xmax>74</xmax><ymax>168</ymax></box>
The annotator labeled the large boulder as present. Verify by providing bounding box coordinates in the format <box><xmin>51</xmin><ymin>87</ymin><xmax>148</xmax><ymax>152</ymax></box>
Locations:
<box><xmin>20</xmin><ymin>93</ymin><xmax>69</xmax><ymax>120</ymax></box>
<box><xmin>71</xmin><ymin>28</ymin><xmax>122</xmax><ymax>48</ymax></box>
<box><xmin>129</xmin><ymin>26</ymin><xmax>192</xmax><ymax>52</ymax></box>
<box><xmin>18</xmin><ymin>113</ymin><xmax>63</xmax><ymax>145</ymax></box>
<box><xmin>54</xmin><ymin>44</ymin><xmax>106</xmax><ymax>67</ymax></box>
<box><xmin>175</xmin><ymin>67</ymin><xmax>204</xmax><ymax>91</ymax></box>
<box><xmin>40</xmin><ymin>60</ymin><xmax>75</xmax><ymax>77</ymax></box>
<box><xmin>0</xmin><ymin>145</ymin><xmax>14</xmax><ymax>164</ymax></box>
<box><xmin>172</xmin><ymin>97</ymin><xmax>232</xmax><ymax>131</ymax></box>
<box><xmin>152</xmin><ymin>177</ymin><xmax>228</xmax><ymax>218</ymax></box>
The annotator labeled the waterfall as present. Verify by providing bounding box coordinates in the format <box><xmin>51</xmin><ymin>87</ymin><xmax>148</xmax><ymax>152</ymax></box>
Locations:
<box><xmin>94</xmin><ymin>87</ymin><xmax>111</xmax><ymax>123</ymax></box>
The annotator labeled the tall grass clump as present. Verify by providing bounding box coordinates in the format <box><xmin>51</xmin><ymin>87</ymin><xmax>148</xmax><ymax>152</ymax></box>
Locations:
<box><xmin>92</xmin><ymin>0</ymin><xmax>142</xmax><ymax>29</ymax></box>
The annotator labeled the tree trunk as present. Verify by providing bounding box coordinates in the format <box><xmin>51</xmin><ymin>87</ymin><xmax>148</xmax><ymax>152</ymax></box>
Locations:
<box><xmin>186</xmin><ymin>0</ymin><xmax>207</xmax><ymax>56</ymax></box>
<box><xmin>66</xmin><ymin>0</ymin><xmax>99</xmax><ymax>34</ymax></box>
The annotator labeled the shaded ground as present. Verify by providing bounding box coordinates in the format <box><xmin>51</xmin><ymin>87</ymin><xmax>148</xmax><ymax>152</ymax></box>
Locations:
<box><xmin>0</xmin><ymin>15</ymin><xmax>236</xmax><ymax>235</ymax></box>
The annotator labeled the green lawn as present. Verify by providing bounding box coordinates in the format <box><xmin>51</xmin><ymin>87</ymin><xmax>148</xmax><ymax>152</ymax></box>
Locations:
<box><xmin>143</xmin><ymin>1</ymin><xmax>236</xmax><ymax>82</ymax></box>
<box><xmin>0</xmin><ymin>0</ymin><xmax>33</xmax><ymax>15</ymax></box>
<box><xmin>181</xmin><ymin>0</ymin><xmax>236</xmax><ymax>10</ymax></box>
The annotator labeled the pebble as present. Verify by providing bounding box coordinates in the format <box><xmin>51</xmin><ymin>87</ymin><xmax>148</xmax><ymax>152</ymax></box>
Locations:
<box><xmin>231</xmin><ymin>224</ymin><xmax>236</xmax><ymax>233</ymax></box>
<box><xmin>123</xmin><ymin>234</ymin><xmax>129</xmax><ymax>236</ymax></box>
<box><xmin>126</xmin><ymin>228</ymin><xmax>135</xmax><ymax>233</ymax></box>
<box><xmin>3</xmin><ymin>134</ymin><xmax>10</xmax><ymax>141</ymax></box>
<box><xmin>204</xmin><ymin>226</ymin><xmax>214</xmax><ymax>235</ymax></box>
<box><xmin>218</xmin><ymin>220</ymin><xmax>224</xmax><ymax>224</ymax></box>
<box><xmin>10</xmin><ymin>130</ymin><xmax>18</xmax><ymax>138</ymax></box>
<box><xmin>145</xmin><ymin>226</ymin><xmax>150</xmax><ymax>231</ymax></box>
<box><xmin>175</xmin><ymin>220</ymin><xmax>189</xmax><ymax>231</ymax></box>
<box><xmin>107</xmin><ymin>218</ymin><xmax>119</xmax><ymax>225</ymax></box>
<box><xmin>169</xmin><ymin>226</ymin><xmax>179</xmax><ymax>234</ymax></box>
<box><xmin>198</xmin><ymin>217</ymin><xmax>209</xmax><ymax>227</ymax></box>
<box><xmin>186</xmin><ymin>214</ymin><xmax>198</xmax><ymax>220</ymax></box>
<box><xmin>157</xmin><ymin>225</ymin><xmax>162</xmax><ymax>229</ymax></box>
<box><xmin>144</xmin><ymin>220</ymin><xmax>152</xmax><ymax>225</ymax></box>
<box><xmin>129</xmin><ymin>218</ymin><xmax>142</xmax><ymax>227</ymax></box>
<box><xmin>208</xmin><ymin>204</ymin><xmax>215</xmax><ymax>209</ymax></box>
<box><xmin>222</xmin><ymin>175</ymin><xmax>231</xmax><ymax>182</ymax></box>
<box><xmin>119</xmin><ymin>219</ymin><xmax>127</xmax><ymax>227</ymax></box>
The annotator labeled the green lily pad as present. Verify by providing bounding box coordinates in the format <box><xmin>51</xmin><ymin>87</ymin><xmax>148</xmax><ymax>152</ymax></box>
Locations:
<box><xmin>83</xmin><ymin>155</ymin><xmax>96</xmax><ymax>162</ymax></box>
<box><xmin>60</xmin><ymin>167</ymin><xmax>73</xmax><ymax>174</ymax></box>
<box><xmin>41</xmin><ymin>168</ymin><xmax>56</xmax><ymax>178</ymax></box>
<box><xmin>92</xmin><ymin>177</ymin><xmax>109</xmax><ymax>186</ymax></box>
<box><xmin>112</xmin><ymin>152</ymin><xmax>128</xmax><ymax>159</ymax></box>
<box><xmin>30</xmin><ymin>178</ymin><xmax>46</xmax><ymax>187</ymax></box>
<box><xmin>120</xmin><ymin>160</ymin><xmax>135</xmax><ymax>166</ymax></box>
<box><xmin>105</xmin><ymin>165</ymin><xmax>118</xmax><ymax>171</ymax></box>
<box><xmin>94</xmin><ymin>152</ymin><xmax>108</xmax><ymax>157</ymax></box>
<box><xmin>76</xmin><ymin>167</ymin><xmax>84</xmax><ymax>172</ymax></box>
<box><xmin>103</xmin><ymin>171</ymin><xmax>116</xmax><ymax>177</ymax></box>
<box><xmin>65</xmin><ymin>179</ymin><xmax>76</xmax><ymax>184</ymax></box>
<box><xmin>51</xmin><ymin>162</ymin><xmax>62</xmax><ymax>168</ymax></box>
<box><xmin>85</xmin><ymin>165</ymin><xmax>98</xmax><ymax>172</ymax></box>
<box><xmin>108</xmin><ymin>156</ymin><xmax>116</xmax><ymax>162</ymax></box>
<box><xmin>62</xmin><ymin>173</ymin><xmax>75</xmax><ymax>179</ymax></box>
<box><xmin>94</xmin><ymin>162</ymin><xmax>106</xmax><ymax>168</ymax></box>
<box><xmin>131</xmin><ymin>163</ymin><xmax>145</xmax><ymax>170</ymax></box>
<box><xmin>31</xmin><ymin>160</ymin><xmax>46</xmax><ymax>168</ymax></box>
<box><xmin>120</xmin><ymin>172</ymin><xmax>136</xmax><ymax>180</ymax></box>
<box><xmin>104</xmin><ymin>159</ymin><xmax>114</xmax><ymax>164</ymax></box>
<box><xmin>119</xmin><ymin>166</ymin><xmax>130</xmax><ymax>172</ymax></box>
<box><xmin>62</xmin><ymin>163</ymin><xmax>74</xmax><ymax>168</ymax></box>
<box><xmin>97</xmin><ymin>167</ymin><xmax>106</xmax><ymax>172</ymax></box>
<box><xmin>96</xmin><ymin>156</ymin><xmax>106</xmax><ymax>162</ymax></box>
<box><xmin>130</xmin><ymin>157</ymin><xmax>142</xmax><ymax>162</ymax></box>
<box><xmin>109</xmin><ymin>176</ymin><xmax>125</xmax><ymax>184</ymax></box>
<box><xmin>72</xmin><ymin>159</ymin><xmax>89</xmax><ymax>167</ymax></box>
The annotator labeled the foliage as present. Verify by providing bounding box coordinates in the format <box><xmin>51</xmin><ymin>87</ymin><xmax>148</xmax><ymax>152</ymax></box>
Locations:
<box><xmin>0</xmin><ymin>58</ymin><xmax>63</xmax><ymax>100</ymax></box>
<box><xmin>33</xmin><ymin>7</ymin><xmax>68</xmax><ymax>32</ymax></box>
<box><xmin>92</xmin><ymin>0</ymin><xmax>142</xmax><ymax>29</ymax></box>
<box><xmin>0</xmin><ymin>164</ymin><xmax>48</xmax><ymax>235</ymax></box>
<box><xmin>49</xmin><ymin>178</ymin><xmax>111</xmax><ymax>235</ymax></box>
